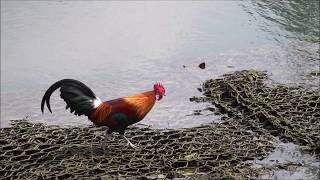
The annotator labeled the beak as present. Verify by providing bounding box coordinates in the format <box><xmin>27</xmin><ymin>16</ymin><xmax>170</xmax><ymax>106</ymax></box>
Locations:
<box><xmin>157</xmin><ymin>94</ymin><xmax>163</xmax><ymax>101</ymax></box>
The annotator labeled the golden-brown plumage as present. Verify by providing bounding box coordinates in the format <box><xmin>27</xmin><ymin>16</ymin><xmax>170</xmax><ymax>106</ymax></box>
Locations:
<box><xmin>89</xmin><ymin>90</ymin><xmax>156</xmax><ymax>133</ymax></box>
<box><xmin>89</xmin><ymin>102</ymin><xmax>112</xmax><ymax>125</ymax></box>
<box><xmin>122</xmin><ymin>90</ymin><xmax>156</xmax><ymax>119</ymax></box>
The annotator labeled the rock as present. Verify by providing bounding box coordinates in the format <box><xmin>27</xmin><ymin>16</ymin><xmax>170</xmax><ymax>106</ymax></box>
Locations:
<box><xmin>198</xmin><ymin>62</ymin><xmax>206</xmax><ymax>69</ymax></box>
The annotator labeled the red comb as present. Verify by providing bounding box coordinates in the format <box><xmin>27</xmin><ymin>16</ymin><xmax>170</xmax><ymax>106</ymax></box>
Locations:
<box><xmin>154</xmin><ymin>82</ymin><xmax>165</xmax><ymax>90</ymax></box>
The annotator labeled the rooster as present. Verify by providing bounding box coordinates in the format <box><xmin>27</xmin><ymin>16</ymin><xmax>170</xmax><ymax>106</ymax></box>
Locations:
<box><xmin>41</xmin><ymin>79</ymin><xmax>165</xmax><ymax>150</ymax></box>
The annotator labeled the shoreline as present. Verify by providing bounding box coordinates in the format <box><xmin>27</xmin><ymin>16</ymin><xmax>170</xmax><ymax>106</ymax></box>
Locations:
<box><xmin>1</xmin><ymin>70</ymin><xmax>319</xmax><ymax>179</ymax></box>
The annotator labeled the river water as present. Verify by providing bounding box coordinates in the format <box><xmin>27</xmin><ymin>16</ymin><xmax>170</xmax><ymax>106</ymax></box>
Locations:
<box><xmin>1</xmin><ymin>1</ymin><xmax>319</xmax><ymax>129</ymax></box>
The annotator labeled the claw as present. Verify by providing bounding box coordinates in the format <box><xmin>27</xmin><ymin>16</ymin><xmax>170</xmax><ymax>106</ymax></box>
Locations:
<box><xmin>122</xmin><ymin>135</ymin><xmax>139</xmax><ymax>149</ymax></box>
<box><xmin>127</xmin><ymin>141</ymin><xmax>137</xmax><ymax>149</ymax></box>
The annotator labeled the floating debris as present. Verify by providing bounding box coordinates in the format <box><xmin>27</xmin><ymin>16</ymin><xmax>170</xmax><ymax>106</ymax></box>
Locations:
<box><xmin>198</xmin><ymin>62</ymin><xmax>206</xmax><ymax>69</ymax></box>
<box><xmin>310</xmin><ymin>70</ymin><xmax>320</xmax><ymax>76</ymax></box>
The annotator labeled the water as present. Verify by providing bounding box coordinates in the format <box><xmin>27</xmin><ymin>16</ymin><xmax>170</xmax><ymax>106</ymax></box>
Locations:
<box><xmin>251</xmin><ymin>140</ymin><xmax>320</xmax><ymax>179</ymax></box>
<box><xmin>1</xmin><ymin>1</ymin><xmax>319</xmax><ymax>129</ymax></box>
<box><xmin>1</xmin><ymin>1</ymin><xmax>319</xmax><ymax>179</ymax></box>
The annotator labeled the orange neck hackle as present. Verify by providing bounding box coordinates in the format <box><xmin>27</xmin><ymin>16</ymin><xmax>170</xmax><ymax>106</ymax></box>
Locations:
<box><xmin>123</xmin><ymin>90</ymin><xmax>156</xmax><ymax>119</ymax></box>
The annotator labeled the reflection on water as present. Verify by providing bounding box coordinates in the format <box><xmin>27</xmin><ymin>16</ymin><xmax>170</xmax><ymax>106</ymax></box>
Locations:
<box><xmin>242</xmin><ymin>0</ymin><xmax>320</xmax><ymax>43</ymax></box>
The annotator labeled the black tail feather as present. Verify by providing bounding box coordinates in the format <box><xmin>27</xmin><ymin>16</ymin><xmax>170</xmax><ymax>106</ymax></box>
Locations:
<box><xmin>41</xmin><ymin>79</ymin><xmax>98</xmax><ymax>116</ymax></box>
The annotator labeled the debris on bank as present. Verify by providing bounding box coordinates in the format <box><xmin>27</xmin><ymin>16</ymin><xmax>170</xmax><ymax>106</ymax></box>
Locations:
<box><xmin>200</xmin><ymin>70</ymin><xmax>320</xmax><ymax>154</ymax></box>
<box><xmin>0</xmin><ymin>117</ymin><xmax>274</xmax><ymax>179</ymax></box>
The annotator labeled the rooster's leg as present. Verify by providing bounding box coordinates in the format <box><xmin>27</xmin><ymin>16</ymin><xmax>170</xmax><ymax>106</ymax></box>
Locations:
<box><xmin>102</xmin><ymin>126</ymin><xmax>113</xmax><ymax>152</ymax></box>
<box><xmin>101</xmin><ymin>126</ymin><xmax>110</xmax><ymax>152</ymax></box>
<box><xmin>122</xmin><ymin>135</ymin><xmax>137</xmax><ymax>149</ymax></box>
<box><xmin>90</xmin><ymin>133</ymin><xmax>94</xmax><ymax>158</ymax></box>
<box><xmin>90</xmin><ymin>126</ymin><xmax>97</xmax><ymax>159</ymax></box>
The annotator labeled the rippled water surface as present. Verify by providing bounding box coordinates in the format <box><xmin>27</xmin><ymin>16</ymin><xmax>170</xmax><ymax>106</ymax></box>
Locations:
<box><xmin>1</xmin><ymin>1</ymin><xmax>319</xmax><ymax>129</ymax></box>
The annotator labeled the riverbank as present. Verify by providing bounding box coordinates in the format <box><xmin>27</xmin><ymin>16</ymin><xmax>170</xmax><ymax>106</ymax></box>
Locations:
<box><xmin>1</xmin><ymin>70</ymin><xmax>319</xmax><ymax>179</ymax></box>
<box><xmin>0</xmin><ymin>119</ymin><xmax>275</xmax><ymax>179</ymax></box>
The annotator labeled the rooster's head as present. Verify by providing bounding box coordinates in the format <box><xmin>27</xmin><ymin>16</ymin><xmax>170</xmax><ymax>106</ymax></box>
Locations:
<box><xmin>154</xmin><ymin>83</ymin><xmax>166</xmax><ymax>101</ymax></box>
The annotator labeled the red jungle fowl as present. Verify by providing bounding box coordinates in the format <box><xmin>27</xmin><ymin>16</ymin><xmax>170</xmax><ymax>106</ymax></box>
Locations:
<box><xmin>41</xmin><ymin>79</ymin><xmax>165</xmax><ymax>150</ymax></box>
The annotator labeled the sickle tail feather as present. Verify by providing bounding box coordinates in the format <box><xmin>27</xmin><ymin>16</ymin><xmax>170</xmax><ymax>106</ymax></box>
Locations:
<box><xmin>41</xmin><ymin>79</ymin><xmax>101</xmax><ymax>116</ymax></box>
